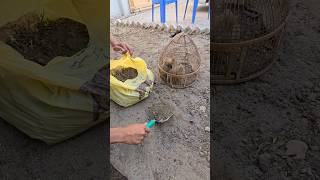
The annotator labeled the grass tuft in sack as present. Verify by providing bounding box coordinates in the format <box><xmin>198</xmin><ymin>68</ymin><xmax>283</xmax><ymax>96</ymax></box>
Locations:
<box><xmin>110</xmin><ymin>53</ymin><xmax>154</xmax><ymax>107</ymax></box>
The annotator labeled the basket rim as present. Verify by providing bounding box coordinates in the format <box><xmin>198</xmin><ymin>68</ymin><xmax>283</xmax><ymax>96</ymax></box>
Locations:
<box><xmin>212</xmin><ymin>21</ymin><xmax>287</xmax><ymax>47</ymax></box>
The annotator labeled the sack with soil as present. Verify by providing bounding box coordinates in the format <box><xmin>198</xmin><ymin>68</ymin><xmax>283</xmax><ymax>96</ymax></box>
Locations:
<box><xmin>110</xmin><ymin>53</ymin><xmax>154</xmax><ymax>107</ymax></box>
<box><xmin>0</xmin><ymin>0</ymin><xmax>107</xmax><ymax>144</ymax></box>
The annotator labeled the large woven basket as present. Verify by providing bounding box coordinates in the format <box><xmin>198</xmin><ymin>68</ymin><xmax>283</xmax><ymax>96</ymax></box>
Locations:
<box><xmin>158</xmin><ymin>33</ymin><xmax>201</xmax><ymax>88</ymax></box>
<box><xmin>211</xmin><ymin>0</ymin><xmax>289</xmax><ymax>84</ymax></box>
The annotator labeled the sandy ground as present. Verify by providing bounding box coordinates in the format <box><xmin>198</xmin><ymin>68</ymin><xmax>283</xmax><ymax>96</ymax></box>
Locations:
<box><xmin>213</xmin><ymin>0</ymin><xmax>320</xmax><ymax>179</ymax></box>
<box><xmin>110</xmin><ymin>24</ymin><xmax>210</xmax><ymax>179</ymax></box>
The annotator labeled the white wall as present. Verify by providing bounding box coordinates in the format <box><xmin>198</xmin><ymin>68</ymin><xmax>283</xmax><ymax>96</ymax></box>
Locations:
<box><xmin>110</xmin><ymin>0</ymin><xmax>131</xmax><ymax>18</ymax></box>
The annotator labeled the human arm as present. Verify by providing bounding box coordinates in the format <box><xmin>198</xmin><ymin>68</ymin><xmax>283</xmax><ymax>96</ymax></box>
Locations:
<box><xmin>110</xmin><ymin>35</ymin><xmax>134</xmax><ymax>55</ymax></box>
<box><xmin>110</xmin><ymin>123</ymin><xmax>150</xmax><ymax>144</ymax></box>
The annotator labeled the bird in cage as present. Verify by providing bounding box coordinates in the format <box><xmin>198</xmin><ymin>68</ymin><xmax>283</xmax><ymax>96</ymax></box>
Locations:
<box><xmin>162</xmin><ymin>57</ymin><xmax>175</xmax><ymax>72</ymax></box>
<box><xmin>170</xmin><ymin>63</ymin><xmax>186</xmax><ymax>75</ymax></box>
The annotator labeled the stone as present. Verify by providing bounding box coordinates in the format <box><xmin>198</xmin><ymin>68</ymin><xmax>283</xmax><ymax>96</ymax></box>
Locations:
<box><xmin>201</xmin><ymin>28</ymin><xmax>210</xmax><ymax>35</ymax></box>
<box><xmin>168</xmin><ymin>24</ymin><xmax>176</xmax><ymax>33</ymax></box>
<box><xmin>115</xmin><ymin>19</ymin><xmax>121</xmax><ymax>26</ymax></box>
<box><xmin>136</xmin><ymin>22</ymin><xmax>141</xmax><ymax>28</ymax></box>
<box><xmin>130</xmin><ymin>21</ymin><xmax>136</xmax><ymax>27</ymax></box>
<box><xmin>145</xmin><ymin>23</ymin><xmax>152</xmax><ymax>29</ymax></box>
<box><xmin>192</xmin><ymin>27</ymin><xmax>201</xmax><ymax>34</ymax></box>
<box><xmin>154</xmin><ymin>24</ymin><xmax>161</xmax><ymax>29</ymax></box>
<box><xmin>204</xmin><ymin>126</ymin><xmax>210</xmax><ymax>132</ymax></box>
<box><xmin>199</xmin><ymin>151</ymin><xmax>206</xmax><ymax>157</ymax></box>
<box><xmin>161</xmin><ymin>23</ymin><xmax>168</xmax><ymax>31</ymax></box>
<box><xmin>199</xmin><ymin>106</ymin><xmax>206</xmax><ymax>113</ymax></box>
<box><xmin>184</xmin><ymin>26</ymin><xmax>192</xmax><ymax>33</ymax></box>
<box><xmin>285</xmin><ymin>140</ymin><xmax>308</xmax><ymax>160</ymax></box>
<box><xmin>142</xmin><ymin>23</ymin><xmax>147</xmax><ymax>28</ymax></box>
<box><xmin>176</xmin><ymin>25</ymin><xmax>183</xmax><ymax>32</ymax></box>
<box><xmin>150</xmin><ymin>23</ymin><xmax>157</xmax><ymax>29</ymax></box>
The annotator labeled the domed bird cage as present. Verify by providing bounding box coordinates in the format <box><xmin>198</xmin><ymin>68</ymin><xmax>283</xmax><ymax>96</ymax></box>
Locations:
<box><xmin>158</xmin><ymin>33</ymin><xmax>201</xmax><ymax>88</ymax></box>
<box><xmin>211</xmin><ymin>0</ymin><xmax>289</xmax><ymax>84</ymax></box>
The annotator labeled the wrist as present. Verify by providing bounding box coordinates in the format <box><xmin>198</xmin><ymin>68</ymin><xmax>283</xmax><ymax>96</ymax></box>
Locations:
<box><xmin>110</xmin><ymin>127</ymin><xmax>127</xmax><ymax>144</ymax></box>
<box><xmin>110</xmin><ymin>38</ymin><xmax>118</xmax><ymax>47</ymax></box>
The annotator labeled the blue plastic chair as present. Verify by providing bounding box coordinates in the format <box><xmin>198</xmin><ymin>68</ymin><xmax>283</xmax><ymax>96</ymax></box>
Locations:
<box><xmin>152</xmin><ymin>0</ymin><xmax>178</xmax><ymax>24</ymax></box>
<box><xmin>184</xmin><ymin>0</ymin><xmax>210</xmax><ymax>24</ymax></box>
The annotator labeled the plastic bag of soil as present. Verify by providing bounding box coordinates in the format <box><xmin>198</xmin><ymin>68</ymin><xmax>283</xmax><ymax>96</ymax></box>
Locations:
<box><xmin>110</xmin><ymin>53</ymin><xmax>154</xmax><ymax>107</ymax></box>
<box><xmin>0</xmin><ymin>0</ymin><xmax>108</xmax><ymax>144</ymax></box>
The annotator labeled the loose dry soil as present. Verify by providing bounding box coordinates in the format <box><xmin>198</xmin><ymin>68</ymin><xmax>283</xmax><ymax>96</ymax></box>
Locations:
<box><xmin>213</xmin><ymin>0</ymin><xmax>320</xmax><ymax>179</ymax></box>
<box><xmin>0</xmin><ymin>13</ymin><xmax>89</xmax><ymax>66</ymax></box>
<box><xmin>111</xmin><ymin>67</ymin><xmax>138</xmax><ymax>82</ymax></box>
<box><xmin>110</xmin><ymin>23</ymin><xmax>210</xmax><ymax>180</ymax></box>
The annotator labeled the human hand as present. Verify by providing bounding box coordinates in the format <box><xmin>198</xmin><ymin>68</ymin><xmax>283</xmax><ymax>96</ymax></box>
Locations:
<box><xmin>120</xmin><ymin>123</ymin><xmax>150</xmax><ymax>144</ymax></box>
<box><xmin>111</xmin><ymin>40</ymin><xmax>134</xmax><ymax>56</ymax></box>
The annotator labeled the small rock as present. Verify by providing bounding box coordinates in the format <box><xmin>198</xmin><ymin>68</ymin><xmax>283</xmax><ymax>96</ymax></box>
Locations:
<box><xmin>258</xmin><ymin>153</ymin><xmax>272</xmax><ymax>172</ymax></box>
<box><xmin>119</xmin><ymin>21</ymin><xmax>124</xmax><ymax>27</ymax></box>
<box><xmin>272</xmin><ymin>137</ymin><xmax>278</xmax><ymax>144</ymax></box>
<box><xmin>124</xmin><ymin>21</ymin><xmax>130</xmax><ymax>26</ymax></box>
<box><xmin>146</xmin><ymin>23</ymin><xmax>153</xmax><ymax>29</ymax></box>
<box><xmin>167</xmin><ymin>24</ymin><xmax>176</xmax><ymax>33</ymax></box>
<box><xmin>143</xmin><ymin>23</ymin><xmax>150</xmax><ymax>29</ymax></box>
<box><xmin>161</xmin><ymin>23</ymin><xmax>168</xmax><ymax>31</ymax></box>
<box><xmin>204</xmin><ymin>126</ymin><xmax>210</xmax><ymax>132</ymax></box>
<box><xmin>199</xmin><ymin>106</ymin><xmax>206</xmax><ymax>112</ymax></box>
<box><xmin>130</xmin><ymin>21</ymin><xmax>136</xmax><ymax>27</ymax></box>
<box><xmin>154</xmin><ymin>24</ymin><xmax>161</xmax><ymax>29</ymax></box>
<box><xmin>176</xmin><ymin>25</ymin><xmax>183</xmax><ymax>32</ymax></box>
<box><xmin>136</xmin><ymin>22</ymin><xmax>141</xmax><ymax>28</ymax></box>
<box><xmin>189</xmin><ymin>120</ymin><xmax>194</xmax><ymax>124</ymax></box>
<box><xmin>285</xmin><ymin>140</ymin><xmax>308</xmax><ymax>160</ymax></box>
<box><xmin>142</xmin><ymin>23</ymin><xmax>147</xmax><ymax>28</ymax></box>
<box><xmin>190</xmin><ymin>27</ymin><xmax>201</xmax><ymax>35</ymax></box>
<box><xmin>199</xmin><ymin>151</ymin><xmax>206</xmax><ymax>157</ymax></box>
<box><xmin>184</xmin><ymin>26</ymin><xmax>192</xmax><ymax>33</ymax></box>
<box><xmin>201</xmin><ymin>28</ymin><xmax>210</xmax><ymax>35</ymax></box>
<box><xmin>150</xmin><ymin>23</ymin><xmax>157</xmax><ymax>29</ymax></box>
<box><xmin>115</xmin><ymin>19</ymin><xmax>121</xmax><ymax>26</ymax></box>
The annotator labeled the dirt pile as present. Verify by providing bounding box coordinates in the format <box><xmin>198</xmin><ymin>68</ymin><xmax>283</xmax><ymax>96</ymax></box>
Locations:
<box><xmin>0</xmin><ymin>13</ymin><xmax>89</xmax><ymax>66</ymax></box>
<box><xmin>111</xmin><ymin>67</ymin><xmax>138</xmax><ymax>82</ymax></box>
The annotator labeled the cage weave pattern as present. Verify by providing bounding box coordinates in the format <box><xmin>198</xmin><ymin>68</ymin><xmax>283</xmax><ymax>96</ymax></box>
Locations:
<box><xmin>212</xmin><ymin>0</ymin><xmax>289</xmax><ymax>84</ymax></box>
<box><xmin>158</xmin><ymin>33</ymin><xmax>201</xmax><ymax>88</ymax></box>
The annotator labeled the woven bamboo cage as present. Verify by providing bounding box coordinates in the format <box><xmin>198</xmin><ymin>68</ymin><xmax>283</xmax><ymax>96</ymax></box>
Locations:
<box><xmin>158</xmin><ymin>33</ymin><xmax>201</xmax><ymax>88</ymax></box>
<box><xmin>212</xmin><ymin>0</ymin><xmax>289</xmax><ymax>84</ymax></box>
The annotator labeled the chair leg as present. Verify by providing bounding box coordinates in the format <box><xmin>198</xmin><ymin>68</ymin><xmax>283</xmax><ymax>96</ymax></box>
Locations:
<box><xmin>175</xmin><ymin>1</ymin><xmax>178</xmax><ymax>23</ymax></box>
<box><xmin>208</xmin><ymin>1</ymin><xmax>210</xmax><ymax>19</ymax></box>
<box><xmin>192</xmin><ymin>0</ymin><xmax>199</xmax><ymax>24</ymax></box>
<box><xmin>160</xmin><ymin>0</ymin><xmax>166</xmax><ymax>23</ymax></box>
<box><xmin>184</xmin><ymin>0</ymin><xmax>189</xmax><ymax>20</ymax></box>
<box><xmin>152</xmin><ymin>4</ymin><xmax>154</xmax><ymax>22</ymax></box>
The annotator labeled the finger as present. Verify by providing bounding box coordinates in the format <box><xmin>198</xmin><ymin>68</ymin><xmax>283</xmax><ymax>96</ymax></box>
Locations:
<box><xmin>145</xmin><ymin>128</ymin><xmax>151</xmax><ymax>133</ymax></box>
<box><xmin>113</xmin><ymin>46</ymin><xmax>126</xmax><ymax>54</ymax></box>
<box><xmin>124</xmin><ymin>44</ymin><xmax>134</xmax><ymax>55</ymax></box>
<box><xmin>121</xmin><ymin>50</ymin><xmax>128</xmax><ymax>55</ymax></box>
<box><xmin>143</xmin><ymin>132</ymin><xmax>149</xmax><ymax>137</ymax></box>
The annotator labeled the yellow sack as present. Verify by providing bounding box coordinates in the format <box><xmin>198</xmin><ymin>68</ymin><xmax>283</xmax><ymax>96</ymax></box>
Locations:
<box><xmin>0</xmin><ymin>0</ymin><xmax>107</xmax><ymax>144</ymax></box>
<box><xmin>110</xmin><ymin>53</ymin><xmax>154</xmax><ymax>107</ymax></box>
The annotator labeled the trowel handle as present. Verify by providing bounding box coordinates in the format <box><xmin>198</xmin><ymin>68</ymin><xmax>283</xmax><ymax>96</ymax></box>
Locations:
<box><xmin>146</xmin><ymin>120</ymin><xmax>156</xmax><ymax>129</ymax></box>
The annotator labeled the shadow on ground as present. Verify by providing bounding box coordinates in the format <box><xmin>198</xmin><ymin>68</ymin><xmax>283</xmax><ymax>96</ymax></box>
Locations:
<box><xmin>0</xmin><ymin>118</ymin><xmax>112</xmax><ymax>179</ymax></box>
